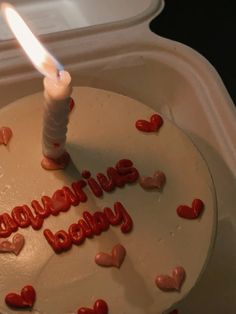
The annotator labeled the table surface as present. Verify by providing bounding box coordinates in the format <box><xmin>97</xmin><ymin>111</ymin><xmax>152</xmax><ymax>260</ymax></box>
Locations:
<box><xmin>150</xmin><ymin>0</ymin><xmax>236</xmax><ymax>106</ymax></box>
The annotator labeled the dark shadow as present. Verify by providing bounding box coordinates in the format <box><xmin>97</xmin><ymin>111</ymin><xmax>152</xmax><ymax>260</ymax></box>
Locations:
<box><xmin>111</xmin><ymin>254</ymin><xmax>155</xmax><ymax>312</ymax></box>
<box><xmin>150</xmin><ymin>0</ymin><xmax>236</xmax><ymax>105</ymax></box>
<box><xmin>51</xmin><ymin>154</ymin><xmax>83</xmax><ymax>183</ymax></box>
<box><xmin>91</xmin><ymin>227</ymin><xmax>155</xmax><ymax>313</ymax></box>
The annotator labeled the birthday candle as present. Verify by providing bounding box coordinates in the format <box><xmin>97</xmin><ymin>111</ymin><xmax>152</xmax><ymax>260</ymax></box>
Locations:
<box><xmin>2</xmin><ymin>2</ymin><xmax>72</xmax><ymax>170</ymax></box>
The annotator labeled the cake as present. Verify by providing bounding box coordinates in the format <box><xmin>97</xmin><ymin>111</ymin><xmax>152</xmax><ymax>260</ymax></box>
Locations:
<box><xmin>0</xmin><ymin>87</ymin><xmax>216</xmax><ymax>314</ymax></box>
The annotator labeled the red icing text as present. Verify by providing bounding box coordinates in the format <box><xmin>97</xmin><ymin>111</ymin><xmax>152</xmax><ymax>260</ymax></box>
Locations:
<box><xmin>0</xmin><ymin>159</ymin><xmax>139</xmax><ymax>238</ymax></box>
<box><xmin>44</xmin><ymin>201</ymin><xmax>133</xmax><ymax>253</ymax></box>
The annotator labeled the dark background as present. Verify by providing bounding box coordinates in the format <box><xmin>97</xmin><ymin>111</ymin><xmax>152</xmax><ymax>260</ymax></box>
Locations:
<box><xmin>150</xmin><ymin>0</ymin><xmax>236</xmax><ymax>106</ymax></box>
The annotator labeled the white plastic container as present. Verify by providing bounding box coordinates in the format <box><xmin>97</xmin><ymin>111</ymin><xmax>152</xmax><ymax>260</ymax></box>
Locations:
<box><xmin>0</xmin><ymin>1</ymin><xmax>235</xmax><ymax>313</ymax></box>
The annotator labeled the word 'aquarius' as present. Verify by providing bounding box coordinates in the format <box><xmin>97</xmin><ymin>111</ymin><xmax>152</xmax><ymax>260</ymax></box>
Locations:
<box><xmin>0</xmin><ymin>159</ymin><xmax>139</xmax><ymax>238</ymax></box>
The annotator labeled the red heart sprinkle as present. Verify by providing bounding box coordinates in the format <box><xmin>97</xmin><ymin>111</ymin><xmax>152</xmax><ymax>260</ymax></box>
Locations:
<box><xmin>177</xmin><ymin>199</ymin><xmax>204</xmax><ymax>219</ymax></box>
<box><xmin>5</xmin><ymin>285</ymin><xmax>36</xmax><ymax>308</ymax></box>
<box><xmin>150</xmin><ymin>114</ymin><xmax>163</xmax><ymax>130</ymax></box>
<box><xmin>135</xmin><ymin>114</ymin><xmax>163</xmax><ymax>132</ymax></box>
<box><xmin>169</xmin><ymin>310</ymin><xmax>178</xmax><ymax>314</ymax></box>
<box><xmin>77</xmin><ymin>299</ymin><xmax>108</xmax><ymax>314</ymax></box>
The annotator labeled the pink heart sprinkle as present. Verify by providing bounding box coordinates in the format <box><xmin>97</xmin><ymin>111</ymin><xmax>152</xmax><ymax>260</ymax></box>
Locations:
<box><xmin>139</xmin><ymin>170</ymin><xmax>166</xmax><ymax>190</ymax></box>
<box><xmin>12</xmin><ymin>234</ymin><xmax>25</xmax><ymax>255</ymax></box>
<box><xmin>155</xmin><ymin>266</ymin><xmax>186</xmax><ymax>291</ymax></box>
<box><xmin>0</xmin><ymin>234</ymin><xmax>25</xmax><ymax>255</ymax></box>
<box><xmin>0</xmin><ymin>127</ymin><xmax>13</xmax><ymax>146</ymax></box>
<box><xmin>95</xmin><ymin>244</ymin><xmax>126</xmax><ymax>268</ymax></box>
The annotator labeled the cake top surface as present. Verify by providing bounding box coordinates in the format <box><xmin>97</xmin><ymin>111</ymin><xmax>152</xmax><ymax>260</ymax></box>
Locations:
<box><xmin>0</xmin><ymin>87</ymin><xmax>216</xmax><ymax>314</ymax></box>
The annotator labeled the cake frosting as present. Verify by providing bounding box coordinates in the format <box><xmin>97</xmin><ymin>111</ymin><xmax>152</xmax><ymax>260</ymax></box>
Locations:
<box><xmin>0</xmin><ymin>87</ymin><xmax>216</xmax><ymax>314</ymax></box>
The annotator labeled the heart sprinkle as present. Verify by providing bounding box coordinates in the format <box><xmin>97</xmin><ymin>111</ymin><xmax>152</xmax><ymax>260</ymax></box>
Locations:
<box><xmin>95</xmin><ymin>244</ymin><xmax>126</xmax><ymax>268</ymax></box>
<box><xmin>169</xmin><ymin>310</ymin><xmax>178</xmax><ymax>314</ymax></box>
<box><xmin>135</xmin><ymin>113</ymin><xmax>163</xmax><ymax>133</ymax></box>
<box><xmin>5</xmin><ymin>285</ymin><xmax>36</xmax><ymax>308</ymax></box>
<box><xmin>0</xmin><ymin>126</ymin><xmax>13</xmax><ymax>146</ymax></box>
<box><xmin>177</xmin><ymin>199</ymin><xmax>204</xmax><ymax>219</ymax></box>
<box><xmin>155</xmin><ymin>266</ymin><xmax>186</xmax><ymax>292</ymax></box>
<box><xmin>139</xmin><ymin>170</ymin><xmax>166</xmax><ymax>190</ymax></box>
<box><xmin>77</xmin><ymin>299</ymin><xmax>108</xmax><ymax>314</ymax></box>
<box><xmin>0</xmin><ymin>233</ymin><xmax>25</xmax><ymax>255</ymax></box>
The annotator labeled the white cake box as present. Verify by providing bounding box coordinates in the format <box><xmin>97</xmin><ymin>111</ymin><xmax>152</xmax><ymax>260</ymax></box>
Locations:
<box><xmin>0</xmin><ymin>1</ymin><xmax>235</xmax><ymax>313</ymax></box>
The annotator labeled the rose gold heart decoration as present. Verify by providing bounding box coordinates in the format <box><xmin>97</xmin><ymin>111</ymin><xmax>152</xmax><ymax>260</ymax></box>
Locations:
<box><xmin>0</xmin><ymin>127</ymin><xmax>13</xmax><ymax>146</ymax></box>
<box><xmin>95</xmin><ymin>244</ymin><xmax>126</xmax><ymax>268</ymax></box>
<box><xmin>139</xmin><ymin>170</ymin><xmax>166</xmax><ymax>190</ymax></box>
<box><xmin>155</xmin><ymin>266</ymin><xmax>186</xmax><ymax>291</ymax></box>
<box><xmin>0</xmin><ymin>233</ymin><xmax>25</xmax><ymax>255</ymax></box>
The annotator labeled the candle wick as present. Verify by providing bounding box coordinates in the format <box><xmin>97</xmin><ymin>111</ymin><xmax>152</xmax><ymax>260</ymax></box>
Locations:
<box><xmin>53</xmin><ymin>69</ymin><xmax>61</xmax><ymax>84</ymax></box>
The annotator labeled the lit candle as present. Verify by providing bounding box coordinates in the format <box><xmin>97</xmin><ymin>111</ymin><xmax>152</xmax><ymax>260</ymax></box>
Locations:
<box><xmin>1</xmin><ymin>3</ymin><xmax>72</xmax><ymax>170</ymax></box>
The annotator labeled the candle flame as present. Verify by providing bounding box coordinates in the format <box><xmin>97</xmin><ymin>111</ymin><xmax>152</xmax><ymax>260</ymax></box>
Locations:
<box><xmin>1</xmin><ymin>3</ymin><xmax>63</xmax><ymax>79</ymax></box>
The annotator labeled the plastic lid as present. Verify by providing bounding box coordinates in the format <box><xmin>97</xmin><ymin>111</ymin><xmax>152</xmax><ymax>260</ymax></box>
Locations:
<box><xmin>0</xmin><ymin>0</ymin><xmax>163</xmax><ymax>40</ymax></box>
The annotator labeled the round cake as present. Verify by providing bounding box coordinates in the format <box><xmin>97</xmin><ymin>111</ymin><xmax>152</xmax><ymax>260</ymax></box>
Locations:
<box><xmin>0</xmin><ymin>87</ymin><xmax>216</xmax><ymax>314</ymax></box>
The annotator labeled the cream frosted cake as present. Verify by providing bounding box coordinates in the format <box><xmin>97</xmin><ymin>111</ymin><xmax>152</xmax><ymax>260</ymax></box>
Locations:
<box><xmin>0</xmin><ymin>86</ymin><xmax>216</xmax><ymax>314</ymax></box>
